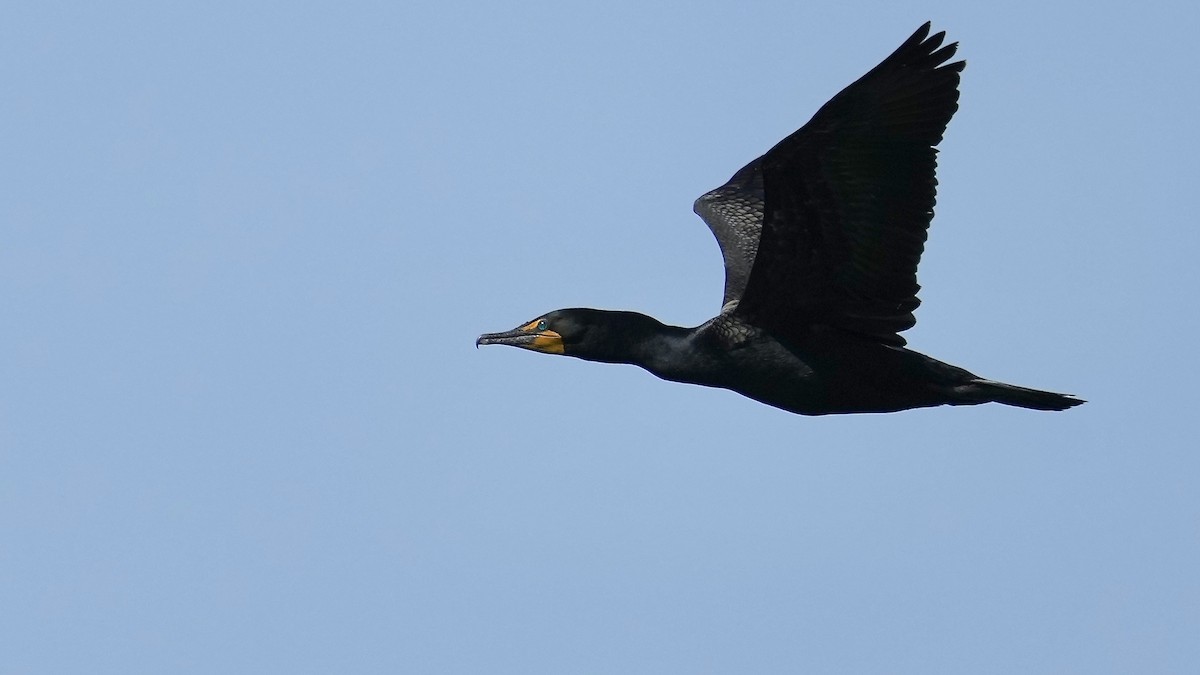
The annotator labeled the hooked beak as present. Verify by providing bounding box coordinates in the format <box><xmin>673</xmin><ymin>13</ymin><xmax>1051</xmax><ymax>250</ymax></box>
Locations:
<box><xmin>476</xmin><ymin>324</ymin><xmax>564</xmax><ymax>354</ymax></box>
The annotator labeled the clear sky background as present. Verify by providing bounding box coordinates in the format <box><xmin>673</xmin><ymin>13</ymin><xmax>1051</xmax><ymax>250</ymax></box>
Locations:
<box><xmin>3</xmin><ymin>1</ymin><xmax>1197</xmax><ymax>673</ymax></box>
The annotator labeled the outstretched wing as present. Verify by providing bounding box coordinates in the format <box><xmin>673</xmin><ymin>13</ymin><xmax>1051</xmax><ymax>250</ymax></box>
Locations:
<box><xmin>700</xmin><ymin>22</ymin><xmax>964</xmax><ymax>346</ymax></box>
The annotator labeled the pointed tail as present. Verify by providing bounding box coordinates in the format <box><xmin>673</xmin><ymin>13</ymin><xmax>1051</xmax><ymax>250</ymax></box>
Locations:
<box><xmin>963</xmin><ymin>378</ymin><xmax>1085</xmax><ymax>411</ymax></box>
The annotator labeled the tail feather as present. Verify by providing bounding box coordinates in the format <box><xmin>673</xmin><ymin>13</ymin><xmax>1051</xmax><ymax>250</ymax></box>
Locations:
<box><xmin>966</xmin><ymin>378</ymin><xmax>1085</xmax><ymax>411</ymax></box>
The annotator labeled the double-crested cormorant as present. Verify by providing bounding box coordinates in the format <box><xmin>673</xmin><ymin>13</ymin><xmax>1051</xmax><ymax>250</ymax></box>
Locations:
<box><xmin>477</xmin><ymin>23</ymin><xmax>1084</xmax><ymax>415</ymax></box>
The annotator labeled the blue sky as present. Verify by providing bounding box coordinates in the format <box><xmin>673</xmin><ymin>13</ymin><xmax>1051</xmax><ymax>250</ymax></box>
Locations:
<box><xmin>3</xmin><ymin>1</ymin><xmax>1197</xmax><ymax>673</ymax></box>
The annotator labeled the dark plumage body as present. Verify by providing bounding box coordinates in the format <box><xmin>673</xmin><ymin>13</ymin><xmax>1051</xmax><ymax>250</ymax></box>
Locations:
<box><xmin>478</xmin><ymin>24</ymin><xmax>1084</xmax><ymax>415</ymax></box>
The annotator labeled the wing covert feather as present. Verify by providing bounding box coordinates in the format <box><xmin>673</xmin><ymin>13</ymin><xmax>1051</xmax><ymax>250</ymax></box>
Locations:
<box><xmin>693</xmin><ymin>161</ymin><xmax>764</xmax><ymax>310</ymax></box>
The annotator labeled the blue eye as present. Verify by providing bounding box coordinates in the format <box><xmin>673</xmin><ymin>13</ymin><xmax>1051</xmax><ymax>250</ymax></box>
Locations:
<box><xmin>536</xmin><ymin>320</ymin><xmax>547</xmax><ymax>331</ymax></box>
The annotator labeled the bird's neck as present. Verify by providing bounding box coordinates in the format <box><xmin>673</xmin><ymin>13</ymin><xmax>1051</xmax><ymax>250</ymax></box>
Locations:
<box><xmin>580</xmin><ymin>312</ymin><xmax>703</xmax><ymax>382</ymax></box>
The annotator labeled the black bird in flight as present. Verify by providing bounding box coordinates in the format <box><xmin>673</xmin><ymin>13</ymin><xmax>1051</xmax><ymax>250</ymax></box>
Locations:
<box><xmin>478</xmin><ymin>23</ymin><xmax>1084</xmax><ymax>415</ymax></box>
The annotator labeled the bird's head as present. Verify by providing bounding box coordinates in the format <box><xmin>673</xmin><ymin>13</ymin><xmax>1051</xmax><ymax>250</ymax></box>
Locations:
<box><xmin>477</xmin><ymin>308</ymin><xmax>663</xmax><ymax>363</ymax></box>
<box><xmin>475</xmin><ymin>309</ymin><xmax>601</xmax><ymax>357</ymax></box>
